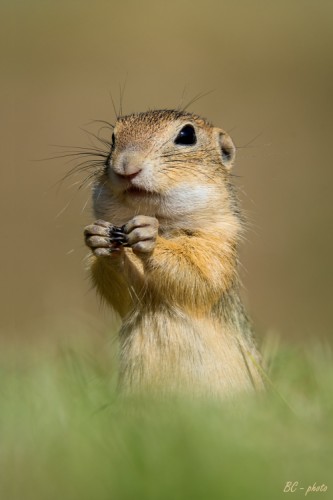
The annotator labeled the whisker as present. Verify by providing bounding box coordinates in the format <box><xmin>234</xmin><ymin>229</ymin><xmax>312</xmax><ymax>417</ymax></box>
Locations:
<box><xmin>44</xmin><ymin>152</ymin><xmax>108</xmax><ymax>164</ymax></box>
<box><xmin>84</xmin><ymin>119</ymin><xmax>115</xmax><ymax>129</ymax></box>
<box><xmin>54</xmin><ymin>199</ymin><xmax>72</xmax><ymax>220</ymax></box>
<box><xmin>119</xmin><ymin>80</ymin><xmax>127</xmax><ymax>117</ymax></box>
<box><xmin>95</xmin><ymin>179</ymin><xmax>108</xmax><ymax>202</ymax></box>
<box><xmin>79</xmin><ymin>127</ymin><xmax>112</xmax><ymax>150</ymax></box>
<box><xmin>77</xmin><ymin>173</ymin><xmax>98</xmax><ymax>191</ymax></box>
<box><xmin>181</xmin><ymin>89</ymin><xmax>215</xmax><ymax>112</ymax></box>
<box><xmin>49</xmin><ymin>143</ymin><xmax>109</xmax><ymax>152</ymax></box>
<box><xmin>109</xmin><ymin>91</ymin><xmax>119</xmax><ymax>120</ymax></box>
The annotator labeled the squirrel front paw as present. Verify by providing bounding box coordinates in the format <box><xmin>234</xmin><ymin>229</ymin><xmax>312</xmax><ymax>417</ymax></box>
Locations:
<box><xmin>84</xmin><ymin>216</ymin><xmax>159</xmax><ymax>257</ymax></box>
<box><xmin>84</xmin><ymin>219</ymin><xmax>124</xmax><ymax>257</ymax></box>
<box><xmin>123</xmin><ymin>215</ymin><xmax>159</xmax><ymax>255</ymax></box>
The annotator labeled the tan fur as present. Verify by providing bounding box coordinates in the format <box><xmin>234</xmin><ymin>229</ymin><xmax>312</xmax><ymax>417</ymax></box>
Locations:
<box><xmin>85</xmin><ymin>109</ymin><xmax>263</xmax><ymax>397</ymax></box>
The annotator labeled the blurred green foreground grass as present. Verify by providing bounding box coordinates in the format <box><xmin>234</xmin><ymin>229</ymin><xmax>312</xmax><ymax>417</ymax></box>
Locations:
<box><xmin>0</xmin><ymin>333</ymin><xmax>332</xmax><ymax>500</ymax></box>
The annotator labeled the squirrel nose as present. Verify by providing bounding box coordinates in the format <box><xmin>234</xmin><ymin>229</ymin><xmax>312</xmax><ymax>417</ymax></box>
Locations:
<box><xmin>119</xmin><ymin>170</ymin><xmax>141</xmax><ymax>181</ymax></box>
<box><xmin>115</xmin><ymin>155</ymin><xmax>142</xmax><ymax>179</ymax></box>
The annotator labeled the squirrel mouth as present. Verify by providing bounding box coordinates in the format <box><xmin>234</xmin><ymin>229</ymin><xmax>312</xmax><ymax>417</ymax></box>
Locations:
<box><xmin>125</xmin><ymin>186</ymin><xmax>152</xmax><ymax>196</ymax></box>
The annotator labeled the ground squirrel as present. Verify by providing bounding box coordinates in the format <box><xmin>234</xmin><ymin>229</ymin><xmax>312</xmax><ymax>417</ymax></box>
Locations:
<box><xmin>84</xmin><ymin>109</ymin><xmax>263</xmax><ymax>397</ymax></box>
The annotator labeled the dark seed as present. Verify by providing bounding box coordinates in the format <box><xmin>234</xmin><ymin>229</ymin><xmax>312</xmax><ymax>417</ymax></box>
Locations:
<box><xmin>108</xmin><ymin>225</ymin><xmax>128</xmax><ymax>246</ymax></box>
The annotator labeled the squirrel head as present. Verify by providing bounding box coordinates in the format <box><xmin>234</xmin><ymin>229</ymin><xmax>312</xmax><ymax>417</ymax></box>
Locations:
<box><xmin>93</xmin><ymin>109</ymin><xmax>240</xmax><ymax>233</ymax></box>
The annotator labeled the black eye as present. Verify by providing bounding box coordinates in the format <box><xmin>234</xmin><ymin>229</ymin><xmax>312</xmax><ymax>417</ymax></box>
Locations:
<box><xmin>111</xmin><ymin>132</ymin><xmax>116</xmax><ymax>148</ymax></box>
<box><xmin>174</xmin><ymin>124</ymin><xmax>197</xmax><ymax>145</ymax></box>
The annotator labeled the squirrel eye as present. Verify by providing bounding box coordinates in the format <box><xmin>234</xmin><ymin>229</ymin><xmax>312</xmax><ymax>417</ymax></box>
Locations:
<box><xmin>174</xmin><ymin>124</ymin><xmax>197</xmax><ymax>145</ymax></box>
<box><xmin>111</xmin><ymin>132</ymin><xmax>116</xmax><ymax>148</ymax></box>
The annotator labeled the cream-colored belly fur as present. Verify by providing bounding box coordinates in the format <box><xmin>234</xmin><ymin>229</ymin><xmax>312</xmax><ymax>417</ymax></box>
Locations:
<box><xmin>118</xmin><ymin>309</ymin><xmax>261</xmax><ymax>397</ymax></box>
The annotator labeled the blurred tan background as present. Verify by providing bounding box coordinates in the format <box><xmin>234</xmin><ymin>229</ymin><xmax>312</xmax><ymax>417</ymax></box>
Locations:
<box><xmin>1</xmin><ymin>0</ymin><xmax>332</xmax><ymax>343</ymax></box>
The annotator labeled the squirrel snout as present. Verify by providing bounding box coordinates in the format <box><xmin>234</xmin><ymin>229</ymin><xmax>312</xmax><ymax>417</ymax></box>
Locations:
<box><xmin>113</xmin><ymin>153</ymin><xmax>143</xmax><ymax>179</ymax></box>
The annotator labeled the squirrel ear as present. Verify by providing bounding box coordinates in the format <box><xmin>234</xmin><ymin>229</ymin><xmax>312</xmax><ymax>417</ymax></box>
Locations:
<box><xmin>216</xmin><ymin>129</ymin><xmax>236</xmax><ymax>169</ymax></box>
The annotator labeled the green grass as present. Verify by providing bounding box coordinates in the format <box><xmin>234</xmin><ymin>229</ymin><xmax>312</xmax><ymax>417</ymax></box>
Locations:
<box><xmin>0</xmin><ymin>334</ymin><xmax>332</xmax><ymax>500</ymax></box>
